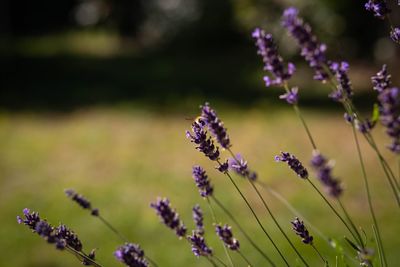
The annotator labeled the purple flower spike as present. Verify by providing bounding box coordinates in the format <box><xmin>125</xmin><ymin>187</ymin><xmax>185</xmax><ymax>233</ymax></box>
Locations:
<box><xmin>280</xmin><ymin>87</ymin><xmax>299</xmax><ymax>104</ymax></box>
<box><xmin>192</xmin><ymin>205</ymin><xmax>204</xmax><ymax>236</ymax></box>
<box><xmin>17</xmin><ymin>208</ymin><xmax>41</xmax><ymax>230</ymax></box>
<box><xmin>186</xmin><ymin>119</ymin><xmax>220</xmax><ymax>161</ymax></box>
<box><xmin>65</xmin><ymin>189</ymin><xmax>99</xmax><ymax>216</ymax></box>
<box><xmin>329</xmin><ymin>61</ymin><xmax>353</xmax><ymax>102</ymax></box>
<box><xmin>201</xmin><ymin>103</ymin><xmax>231</xmax><ymax>149</ymax></box>
<box><xmin>187</xmin><ymin>231</ymin><xmax>213</xmax><ymax>257</ymax></box>
<box><xmin>390</xmin><ymin>27</ymin><xmax>400</xmax><ymax>43</ymax></box>
<box><xmin>229</xmin><ymin>154</ymin><xmax>258</xmax><ymax>180</ymax></box>
<box><xmin>311</xmin><ymin>151</ymin><xmax>343</xmax><ymax>198</ymax></box>
<box><xmin>56</xmin><ymin>224</ymin><xmax>83</xmax><ymax>252</ymax></box>
<box><xmin>365</xmin><ymin>0</ymin><xmax>390</xmax><ymax>19</ymax></box>
<box><xmin>215</xmin><ymin>224</ymin><xmax>240</xmax><ymax>251</ymax></box>
<box><xmin>291</xmin><ymin>217</ymin><xmax>313</xmax><ymax>245</ymax></box>
<box><xmin>114</xmin><ymin>243</ymin><xmax>148</xmax><ymax>267</ymax></box>
<box><xmin>282</xmin><ymin>7</ymin><xmax>329</xmax><ymax>82</ymax></box>
<box><xmin>372</xmin><ymin>65</ymin><xmax>391</xmax><ymax>92</ymax></box>
<box><xmin>252</xmin><ymin>28</ymin><xmax>295</xmax><ymax>87</ymax></box>
<box><xmin>151</xmin><ymin>197</ymin><xmax>187</xmax><ymax>238</ymax></box>
<box><xmin>192</xmin><ymin>166</ymin><xmax>214</xmax><ymax>198</ymax></box>
<box><xmin>275</xmin><ymin>151</ymin><xmax>308</xmax><ymax>179</ymax></box>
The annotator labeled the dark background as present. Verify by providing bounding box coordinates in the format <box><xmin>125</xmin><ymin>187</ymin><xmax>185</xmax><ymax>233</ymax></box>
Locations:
<box><xmin>1</xmin><ymin>0</ymin><xmax>399</xmax><ymax>112</ymax></box>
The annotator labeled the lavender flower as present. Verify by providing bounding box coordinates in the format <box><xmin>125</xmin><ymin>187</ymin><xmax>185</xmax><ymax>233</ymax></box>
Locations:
<box><xmin>377</xmin><ymin>86</ymin><xmax>400</xmax><ymax>153</ymax></box>
<box><xmin>186</xmin><ymin>119</ymin><xmax>220</xmax><ymax>161</ymax></box>
<box><xmin>217</xmin><ymin>160</ymin><xmax>229</xmax><ymax>173</ymax></box>
<box><xmin>372</xmin><ymin>64</ymin><xmax>391</xmax><ymax>92</ymax></box>
<box><xmin>291</xmin><ymin>217</ymin><xmax>313</xmax><ymax>244</ymax></box>
<box><xmin>82</xmin><ymin>249</ymin><xmax>97</xmax><ymax>266</ymax></box>
<box><xmin>65</xmin><ymin>189</ymin><xmax>99</xmax><ymax>216</ymax></box>
<box><xmin>365</xmin><ymin>0</ymin><xmax>391</xmax><ymax>19</ymax></box>
<box><xmin>215</xmin><ymin>224</ymin><xmax>240</xmax><ymax>251</ymax></box>
<box><xmin>280</xmin><ymin>87</ymin><xmax>299</xmax><ymax>104</ymax></box>
<box><xmin>252</xmin><ymin>28</ymin><xmax>295</xmax><ymax>87</ymax></box>
<box><xmin>329</xmin><ymin>61</ymin><xmax>353</xmax><ymax>101</ymax></box>
<box><xmin>17</xmin><ymin>208</ymin><xmax>40</xmax><ymax>230</ymax></box>
<box><xmin>310</xmin><ymin>151</ymin><xmax>343</xmax><ymax>198</ymax></box>
<box><xmin>390</xmin><ymin>27</ymin><xmax>400</xmax><ymax>43</ymax></box>
<box><xmin>56</xmin><ymin>224</ymin><xmax>83</xmax><ymax>251</ymax></box>
<box><xmin>228</xmin><ymin>154</ymin><xmax>257</xmax><ymax>180</ymax></box>
<box><xmin>151</xmin><ymin>197</ymin><xmax>187</xmax><ymax>238</ymax></box>
<box><xmin>114</xmin><ymin>243</ymin><xmax>148</xmax><ymax>267</ymax></box>
<box><xmin>201</xmin><ymin>103</ymin><xmax>231</xmax><ymax>149</ymax></box>
<box><xmin>275</xmin><ymin>151</ymin><xmax>308</xmax><ymax>179</ymax></box>
<box><xmin>187</xmin><ymin>231</ymin><xmax>213</xmax><ymax>257</ymax></box>
<box><xmin>282</xmin><ymin>7</ymin><xmax>329</xmax><ymax>82</ymax></box>
<box><xmin>355</xmin><ymin>118</ymin><xmax>375</xmax><ymax>134</ymax></box>
<box><xmin>35</xmin><ymin>221</ymin><xmax>61</xmax><ymax>247</ymax></box>
<box><xmin>192</xmin><ymin>165</ymin><xmax>214</xmax><ymax>198</ymax></box>
<box><xmin>192</xmin><ymin>205</ymin><xmax>204</xmax><ymax>235</ymax></box>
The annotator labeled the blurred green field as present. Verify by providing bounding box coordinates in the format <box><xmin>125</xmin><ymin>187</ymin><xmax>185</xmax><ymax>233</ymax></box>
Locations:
<box><xmin>0</xmin><ymin>106</ymin><xmax>399</xmax><ymax>267</ymax></box>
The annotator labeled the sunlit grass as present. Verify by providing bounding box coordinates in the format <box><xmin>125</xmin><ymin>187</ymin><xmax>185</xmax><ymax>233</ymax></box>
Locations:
<box><xmin>0</xmin><ymin>106</ymin><xmax>399</xmax><ymax>266</ymax></box>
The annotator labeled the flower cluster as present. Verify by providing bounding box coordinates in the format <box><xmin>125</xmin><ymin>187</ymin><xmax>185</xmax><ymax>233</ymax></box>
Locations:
<box><xmin>114</xmin><ymin>243</ymin><xmax>148</xmax><ymax>267</ymax></box>
<box><xmin>201</xmin><ymin>103</ymin><xmax>231</xmax><ymax>149</ymax></box>
<box><xmin>291</xmin><ymin>217</ymin><xmax>313</xmax><ymax>244</ymax></box>
<box><xmin>17</xmin><ymin>209</ymin><xmax>88</xmax><ymax>256</ymax></box>
<box><xmin>215</xmin><ymin>224</ymin><xmax>240</xmax><ymax>251</ymax></box>
<box><xmin>252</xmin><ymin>28</ymin><xmax>295</xmax><ymax>87</ymax></box>
<box><xmin>192</xmin><ymin>204</ymin><xmax>204</xmax><ymax>235</ymax></box>
<box><xmin>390</xmin><ymin>27</ymin><xmax>400</xmax><ymax>43</ymax></box>
<box><xmin>192</xmin><ymin>165</ymin><xmax>214</xmax><ymax>197</ymax></box>
<box><xmin>371</xmin><ymin>65</ymin><xmax>400</xmax><ymax>153</ymax></box>
<box><xmin>275</xmin><ymin>151</ymin><xmax>308</xmax><ymax>179</ymax></box>
<box><xmin>65</xmin><ymin>189</ymin><xmax>99</xmax><ymax>216</ymax></box>
<box><xmin>187</xmin><ymin>231</ymin><xmax>213</xmax><ymax>257</ymax></box>
<box><xmin>364</xmin><ymin>0</ymin><xmax>391</xmax><ymax>19</ymax></box>
<box><xmin>186</xmin><ymin>119</ymin><xmax>220</xmax><ymax>161</ymax></box>
<box><xmin>329</xmin><ymin>61</ymin><xmax>353</xmax><ymax>102</ymax></box>
<box><xmin>279</xmin><ymin>87</ymin><xmax>299</xmax><ymax>105</ymax></box>
<box><xmin>150</xmin><ymin>198</ymin><xmax>187</xmax><ymax>238</ymax></box>
<box><xmin>310</xmin><ymin>151</ymin><xmax>343</xmax><ymax>198</ymax></box>
<box><xmin>229</xmin><ymin>154</ymin><xmax>258</xmax><ymax>180</ymax></box>
<box><xmin>282</xmin><ymin>7</ymin><xmax>328</xmax><ymax>82</ymax></box>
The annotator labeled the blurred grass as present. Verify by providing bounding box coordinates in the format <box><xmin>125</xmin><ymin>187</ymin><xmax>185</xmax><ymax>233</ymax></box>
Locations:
<box><xmin>0</xmin><ymin>105</ymin><xmax>399</xmax><ymax>267</ymax></box>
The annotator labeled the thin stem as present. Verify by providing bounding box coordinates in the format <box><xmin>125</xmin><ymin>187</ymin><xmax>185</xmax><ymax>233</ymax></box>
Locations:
<box><xmin>311</xmin><ymin>244</ymin><xmax>327</xmax><ymax>265</ymax></box>
<box><xmin>247</xmin><ymin>179</ymin><xmax>309</xmax><ymax>267</ymax></box>
<box><xmin>213</xmin><ymin>255</ymin><xmax>229</xmax><ymax>267</ymax></box>
<box><xmin>306</xmin><ymin>179</ymin><xmax>360</xmax><ymax>246</ymax></box>
<box><xmin>97</xmin><ymin>215</ymin><xmax>128</xmax><ymax>242</ymax></box>
<box><xmin>293</xmin><ymin>104</ymin><xmax>317</xmax><ymax>150</ymax></box>
<box><xmin>211</xmin><ymin>196</ymin><xmax>276</xmax><ymax>266</ymax></box>
<box><xmin>336</xmin><ymin>199</ymin><xmax>364</xmax><ymax>248</ymax></box>
<box><xmin>97</xmin><ymin>215</ymin><xmax>159</xmax><ymax>267</ymax></box>
<box><xmin>66</xmin><ymin>246</ymin><xmax>103</xmax><ymax>267</ymax></box>
<box><xmin>207</xmin><ymin>257</ymin><xmax>220</xmax><ymax>267</ymax></box>
<box><xmin>207</xmin><ymin>198</ymin><xmax>235</xmax><ymax>267</ymax></box>
<box><xmin>372</xmin><ymin>225</ymin><xmax>384</xmax><ymax>267</ymax></box>
<box><xmin>220</xmin><ymin>167</ymin><xmax>290</xmax><ymax>266</ymax></box>
<box><xmin>351</xmin><ymin>124</ymin><xmax>387</xmax><ymax>266</ymax></box>
<box><xmin>237</xmin><ymin>250</ymin><xmax>253</xmax><ymax>267</ymax></box>
<box><xmin>283</xmin><ymin>82</ymin><xmax>316</xmax><ymax>150</ymax></box>
<box><xmin>256</xmin><ymin>180</ymin><xmax>328</xmax><ymax>242</ymax></box>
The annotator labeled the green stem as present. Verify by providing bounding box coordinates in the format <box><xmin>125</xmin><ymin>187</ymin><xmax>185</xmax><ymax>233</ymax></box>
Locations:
<box><xmin>211</xmin><ymin>196</ymin><xmax>276</xmax><ymax>266</ymax></box>
<box><xmin>220</xmin><ymin>167</ymin><xmax>290</xmax><ymax>267</ymax></box>
<box><xmin>311</xmin><ymin>244</ymin><xmax>327</xmax><ymax>266</ymax></box>
<box><xmin>336</xmin><ymin>199</ymin><xmax>364</xmax><ymax>249</ymax></box>
<box><xmin>351</xmin><ymin>124</ymin><xmax>387</xmax><ymax>266</ymax></box>
<box><xmin>307</xmin><ymin>179</ymin><xmax>360</xmax><ymax>246</ymax></box>
<box><xmin>207</xmin><ymin>257</ymin><xmax>219</xmax><ymax>267</ymax></box>
<box><xmin>292</xmin><ymin>104</ymin><xmax>317</xmax><ymax>150</ymax></box>
<box><xmin>66</xmin><ymin>246</ymin><xmax>103</xmax><ymax>267</ymax></box>
<box><xmin>206</xmin><ymin>198</ymin><xmax>235</xmax><ymax>267</ymax></box>
<box><xmin>213</xmin><ymin>255</ymin><xmax>229</xmax><ymax>267</ymax></box>
<box><xmin>247</xmin><ymin>179</ymin><xmax>309</xmax><ymax>267</ymax></box>
<box><xmin>237</xmin><ymin>250</ymin><xmax>253</xmax><ymax>267</ymax></box>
